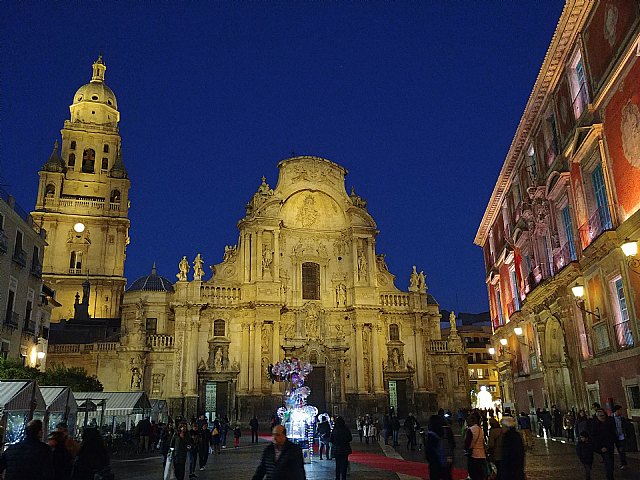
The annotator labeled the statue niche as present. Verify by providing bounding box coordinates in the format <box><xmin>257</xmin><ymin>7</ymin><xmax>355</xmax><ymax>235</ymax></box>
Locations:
<box><xmin>207</xmin><ymin>338</ymin><xmax>231</xmax><ymax>373</ymax></box>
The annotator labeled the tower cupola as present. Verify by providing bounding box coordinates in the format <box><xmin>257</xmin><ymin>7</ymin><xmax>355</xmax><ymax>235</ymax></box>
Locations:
<box><xmin>69</xmin><ymin>56</ymin><xmax>120</xmax><ymax>126</ymax></box>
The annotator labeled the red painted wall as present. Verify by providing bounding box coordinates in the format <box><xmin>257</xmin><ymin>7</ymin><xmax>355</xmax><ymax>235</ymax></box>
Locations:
<box><xmin>582</xmin><ymin>355</ymin><xmax>640</xmax><ymax>413</ymax></box>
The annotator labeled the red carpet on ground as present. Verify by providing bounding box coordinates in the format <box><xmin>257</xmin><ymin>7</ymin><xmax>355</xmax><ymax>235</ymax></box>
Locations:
<box><xmin>349</xmin><ymin>451</ymin><xmax>468</xmax><ymax>479</ymax></box>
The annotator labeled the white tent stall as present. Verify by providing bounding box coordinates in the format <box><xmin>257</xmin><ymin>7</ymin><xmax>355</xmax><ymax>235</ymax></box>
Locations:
<box><xmin>40</xmin><ymin>386</ymin><xmax>78</xmax><ymax>437</ymax></box>
<box><xmin>73</xmin><ymin>391</ymin><xmax>152</xmax><ymax>432</ymax></box>
<box><xmin>0</xmin><ymin>380</ymin><xmax>46</xmax><ymax>447</ymax></box>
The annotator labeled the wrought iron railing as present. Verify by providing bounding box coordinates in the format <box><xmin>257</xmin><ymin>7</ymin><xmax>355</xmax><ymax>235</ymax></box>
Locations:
<box><xmin>613</xmin><ymin>320</ymin><xmax>634</xmax><ymax>349</ymax></box>
<box><xmin>553</xmin><ymin>239</ymin><xmax>577</xmax><ymax>271</ymax></box>
<box><xmin>579</xmin><ymin>204</ymin><xmax>613</xmax><ymax>247</ymax></box>
<box><xmin>12</xmin><ymin>249</ymin><xmax>26</xmax><ymax>267</ymax></box>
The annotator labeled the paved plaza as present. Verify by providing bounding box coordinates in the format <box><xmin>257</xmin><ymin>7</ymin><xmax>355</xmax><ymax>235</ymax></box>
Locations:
<box><xmin>111</xmin><ymin>432</ymin><xmax>639</xmax><ymax>480</ymax></box>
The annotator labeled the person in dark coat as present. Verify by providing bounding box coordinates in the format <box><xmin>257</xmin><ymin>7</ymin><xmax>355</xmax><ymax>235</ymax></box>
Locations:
<box><xmin>329</xmin><ymin>416</ymin><xmax>352</xmax><ymax>480</ymax></box>
<box><xmin>170</xmin><ymin>424</ymin><xmax>192</xmax><ymax>480</ymax></box>
<box><xmin>48</xmin><ymin>431</ymin><xmax>74</xmax><ymax>480</ymax></box>
<box><xmin>250</xmin><ymin>416</ymin><xmax>260</xmax><ymax>443</ymax></box>
<box><xmin>161</xmin><ymin>424</ymin><xmax>175</xmax><ymax>469</ymax></box>
<box><xmin>188</xmin><ymin>422</ymin><xmax>201</xmax><ymax>476</ymax></box>
<box><xmin>425</xmin><ymin>415</ymin><xmax>445</xmax><ymax>480</ymax></box>
<box><xmin>316</xmin><ymin>415</ymin><xmax>331</xmax><ymax>460</ymax></box>
<box><xmin>496</xmin><ymin>416</ymin><xmax>525</xmax><ymax>480</ymax></box>
<box><xmin>0</xmin><ymin>419</ymin><xmax>53</xmax><ymax>480</ymax></box>
<box><xmin>71</xmin><ymin>427</ymin><xmax>111</xmax><ymax>480</ymax></box>
<box><xmin>576</xmin><ymin>431</ymin><xmax>594</xmax><ymax>480</ymax></box>
<box><xmin>251</xmin><ymin>425</ymin><xmax>306</xmax><ymax>480</ymax></box>
<box><xmin>589</xmin><ymin>408</ymin><xmax>616</xmax><ymax>480</ymax></box>
<box><xmin>391</xmin><ymin>415</ymin><xmax>401</xmax><ymax>447</ymax></box>
<box><xmin>198</xmin><ymin>422</ymin><xmax>212</xmax><ymax>469</ymax></box>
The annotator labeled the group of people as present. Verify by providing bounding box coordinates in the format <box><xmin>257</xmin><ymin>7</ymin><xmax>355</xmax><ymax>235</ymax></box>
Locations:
<box><xmin>0</xmin><ymin>420</ymin><xmax>112</xmax><ymax>480</ymax></box>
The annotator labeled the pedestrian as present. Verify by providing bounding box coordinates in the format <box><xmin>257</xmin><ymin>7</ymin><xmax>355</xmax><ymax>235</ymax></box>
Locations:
<box><xmin>368</xmin><ymin>420</ymin><xmax>377</xmax><ymax>445</ymax></box>
<box><xmin>404</xmin><ymin>413</ymin><xmax>417</xmax><ymax>451</ymax></box>
<box><xmin>575</xmin><ymin>409</ymin><xmax>589</xmax><ymax>440</ymax></box>
<box><xmin>486</xmin><ymin>417</ymin><xmax>503</xmax><ymax>474</ymax></box>
<box><xmin>518</xmin><ymin>412</ymin><xmax>534</xmax><ymax>451</ymax></box>
<box><xmin>590</xmin><ymin>408</ymin><xmax>616</xmax><ymax>480</ymax></box>
<box><xmin>199</xmin><ymin>422</ymin><xmax>212</xmax><ymax>470</ymax></box>
<box><xmin>250</xmin><ymin>415</ymin><xmax>260</xmax><ymax>443</ymax></box>
<box><xmin>221</xmin><ymin>416</ymin><xmax>229</xmax><ymax>448</ymax></box>
<box><xmin>251</xmin><ymin>425</ymin><xmax>306</xmax><ymax>480</ymax></box>
<box><xmin>391</xmin><ymin>414</ymin><xmax>401</xmax><ymax>447</ymax></box>
<box><xmin>48</xmin><ymin>431</ymin><xmax>74</xmax><ymax>480</ymax></box>
<box><xmin>576</xmin><ymin>430</ymin><xmax>594</xmax><ymax>480</ymax></box>
<box><xmin>0</xmin><ymin>419</ymin><xmax>54</xmax><ymax>480</ymax></box>
<box><xmin>441</xmin><ymin>418</ymin><xmax>455</xmax><ymax>480</ymax></box>
<box><xmin>463</xmin><ymin>413</ymin><xmax>487</xmax><ymax>480</ymax></box>
<box><xmin>383</xmin><ymin>412</ymin><xmax>391</xmax><ymax>445</ymax></box>
<box><xmin>56</xmin><ymin>422</ymin><xmax>80</xmax><ymax>458</ymax></box>
<box><xmin>188</xmin><ymin>422</ymin><xmax>201</xmax><ymax>477</ymax></box>
<box><xmin>330</xmin><ymin>416</ymin><xmax>352</xmax><ymax>480</ymax></box>
<box><xmin>496</xmin><ymin>416</ymin><xmax>524</xmax><ymax>480</ymax></box>
<box><xmin>211</xmin><ymin>419</ymin><xmax>222</xmax><ymax>455</ymax></box>
<box><xmin>563</xmin><ymin>410</ymin><xmax>575</xmax><ymax>442</ymax></box>
<box><xmin>138</xmin><ymin>416</ymin><xmax>152</xmax><ymax>453</ymax></box>
<box><xmin>356</xmin><ymin>416</ymin><xmax>364</xmax><ymax>442</ymax></box>
<box><xmin>612</xmin><ymin>405</ymin><xmax>628</xmax><ymax>470</ymax></box>
<box><xmin>170</xmin><ymin>424</ymin><xmax>192</xmax><ymax>480</ymax></box>
<box><xmin>234</xmin><ymin>424</ymin><xmax>242</xmax><ymax>448</ymax></box>
<box><xmin>425</xmin><ymin>415</ymin><xmax>446</xmax><ymax>480</ymax></box>
<box><xmin>552</xmin><ymin>405</ymin><xmax>563</xmax><ymax>437</ymax></box>
<box><xmin>161</xmin><ymin>424</ymin><xmax>175</xmax><ymax>470</ymax></box>
<box><xmin>541</xmin><ymin>408</ymin><xmax>552</xmax><ymax>438</ymax></box>
<box><xmin>317</xmin><ymin>415</ymin><xmax>331</xmax><ymax>460</ymax></box>
<box><xmin>71</xmin><ymin>427</ymin><xmax>112</xmax><ymax>480</ymax></box>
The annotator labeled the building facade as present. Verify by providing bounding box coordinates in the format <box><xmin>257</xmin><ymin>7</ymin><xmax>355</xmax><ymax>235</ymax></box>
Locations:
<box><xmin>31</xmin><ymin>56</ymin><xmax>130</xmax><ymax>323</ymax></box>
<box><xmin>475</xmin><ymin>0</ymin><xmax>640</xmax><ymax>442</ymax></box>
<box><xmin>1</xmin><ymin>186</ymin><xmax>55</xmax><ymax>369</ymax></box>
<box><xmin>43</xmin><ymin>59</ymin><xmax>469</xmax><ymax>421</ymax></box>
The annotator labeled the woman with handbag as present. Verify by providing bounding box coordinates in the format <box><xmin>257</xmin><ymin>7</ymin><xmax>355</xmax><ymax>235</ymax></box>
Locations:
<box><xmin>464</xmin><ymin>414</ymin><xmax>487</xmax><ymax>480</ymax></box>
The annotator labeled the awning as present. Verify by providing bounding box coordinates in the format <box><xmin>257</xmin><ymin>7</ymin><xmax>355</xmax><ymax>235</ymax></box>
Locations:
<box><xmin>0</xmin><ymin>380</ymin><xmax>46</xmax><ymax>417</ymax></box>
<box><xmin>40</xmin><ymin>386</ymin><xmax>77</xmax><ymax>415</ymax></box>
<box><xmin>73</xmin><ymin>391</ymin><xmax>151</xmax><ymax>415</ymax></box>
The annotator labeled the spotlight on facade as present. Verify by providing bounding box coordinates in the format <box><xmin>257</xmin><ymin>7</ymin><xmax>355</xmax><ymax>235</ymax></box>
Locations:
<box><xmin>37</xmin><ymin>351</ymin><xmax>46</xmax><ymax>359</ymax></box>
<box><xmin>621</xmin><ymin>239</ymin><xmax>638</xmax><ymax>257</ymax></box>
<box><xmin>499</xmin><ymin>338</ymin><xmax>508</xmax><ymax>346</ymax></box>
<box><xmin>514</xmin><ymin>327</ymin><xmax>523</xmax><ymax>336</ymax></box>
<box><xmin>571</xmin><ymin>285</ymin><xmax>585</xmax><ymax>298</ymax></box>
<box><xmin>73</xmin><ymin>222</ymin><xmax>85</xmax><ymax>233</ymax></box>
<box><xmin>488</xmin><ymin>347</ymin><xmax>496</xmax><ymax>355</ymax></box>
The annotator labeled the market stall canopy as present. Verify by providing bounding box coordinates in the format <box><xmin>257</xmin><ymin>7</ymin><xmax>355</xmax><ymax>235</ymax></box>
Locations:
<box><xmin>0</xmin><ymin>380</ymin><xmax>46</xmax><ymax>417</ymax></box>
<box><xmin>40</xmin><ymin>386</ymin><xmax>77</xmax><ymax>415</ymax></box>
<box><xmin>73</xmin><ymin>392</ymin><xmax>151</xmax><ymax>415</ymax></box>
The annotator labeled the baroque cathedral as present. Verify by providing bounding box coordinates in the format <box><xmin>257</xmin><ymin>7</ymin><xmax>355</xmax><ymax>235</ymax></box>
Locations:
<box><xmin>40</xmin><ymin>58</ymin><xmax>468</xmax><ymax>421</ymax></box>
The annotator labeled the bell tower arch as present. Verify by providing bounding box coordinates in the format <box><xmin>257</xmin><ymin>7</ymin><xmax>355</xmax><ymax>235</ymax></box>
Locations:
<box><xmin>31</xmin><ymin>56</ymin><xmax>130</xmax><ymax>322</ymax></box>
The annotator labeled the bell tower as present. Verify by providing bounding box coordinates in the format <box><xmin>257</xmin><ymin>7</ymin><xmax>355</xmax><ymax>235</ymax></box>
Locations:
<box><xmin>31</xmin><ymin>56</ymin><xmax>130</xmax><ymax>322</ymax></box>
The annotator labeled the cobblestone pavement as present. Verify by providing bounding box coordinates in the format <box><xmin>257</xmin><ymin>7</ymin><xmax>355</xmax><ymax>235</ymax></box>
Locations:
<box><xmin>111</xmin><ymin>433</ymin><xmax>639</xmax><ymax>479</ymax></box>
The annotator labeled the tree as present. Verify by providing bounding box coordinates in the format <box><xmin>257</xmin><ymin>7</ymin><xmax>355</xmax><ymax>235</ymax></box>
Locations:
<box><xmin>0</xmin><ymin>358</ymin><xmax>103</xmax><ymax>391</ymax></box>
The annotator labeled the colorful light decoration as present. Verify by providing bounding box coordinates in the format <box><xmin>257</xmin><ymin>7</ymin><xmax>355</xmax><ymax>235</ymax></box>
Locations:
<box><xmin>268</xmin><ymin>358</ymin><xmax>318</xmax><ymax>461</ymax></box>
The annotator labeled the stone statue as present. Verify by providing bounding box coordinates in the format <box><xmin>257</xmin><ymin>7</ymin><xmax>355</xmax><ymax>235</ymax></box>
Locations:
<box><xmin>262</xmin><ymin>244</ymin><xmax>273</xmax><ymax>274</ymax></box>
<box><xmin>177</xmin><ymin>256</ymin><xmax>189</xmax><ymax>281</ymax></box>
<box><xmin>409</xmin><ymin>266</ymin><xmax>419</xmax><ymax>291</ymax></box>
<box><xmin>449</xmin><ymin>310</ymin><xmax>457</xmax><ymax>330</ymax></box>
<box><xmin>193</xmin><ymin>253</ymin><xmax>205</xmax><ymax>280</ymax></box>
<box><xmin>392</xmin><ymin>348</ymin><xmax>400</xmax><ymax>369</ymax></box>
<box><xmin>214</xmin><ymin>348</ymin><xmax>223</xmax><ymax>372</ymax></box>
<box><xmin>198</xmin><ymin>358</ymin><xmax>206</xmax><ymax>371</ymax></box>
<box><xmin>357</xmin><ymin>249</ymin><xmax>368</xmax><ymax>281</ymax></box>
<box><xmin>130</xmin><ymin>367</ymin><xmax>142</xmax><ymax>390</ymax></box>
<box><xmin>336</xmin><ymin>284</ymin><xmax>347</xmax><ymax>307</ymax></box>
<box><xmin>306</xmin><ymin>310</ymin><xmax>320</xmax><ymax>339</ymax></box>
<box><xmin>418</xmin><ymin>270</ymin><xmax>426</xmax><ymax>292</ymax></box>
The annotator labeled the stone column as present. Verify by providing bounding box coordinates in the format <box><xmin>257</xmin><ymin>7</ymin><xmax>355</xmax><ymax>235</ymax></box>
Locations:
<box><xmin>243</xmin><ymin>234</ymin><xmax>251</xmax><ymax>283</ymax></box>
<box><xmin>253</xmin><ymin>321</ymin><xmax>263</xmax><ymax>391</ymax></box>
<box><xmin>256</xmin><ymin>230</ymin><xmax>263</xmax><ymax>280</ymax></box>
<box><xmin>272</xmin><ymin>322</ymin><xmax>281</xmax><ymax>394</ymax></box>
<box><xmin>371</xmin><ymin>324</ymin><xmax>383</xmax><ymax>392</ymax></box>
<box><xmin>273</xmin><ymin>229</ymin><xmax>280</xmax><ymax>279</ymax></box>
<box><xmin>354</xmin><ymin>324</ymin><xmax>364</xmax><ymax>392</ymax></box>
<box><xmin>248</xmin><ymin>322</ymin><xmax>255</xmax><ymax>392</ymax></box>
<box><xmin>367</xmin><ymin>238</ymin><xmax>375</xmax><ymax>285</ymax></box>
<box><xmin>240</xmin><ymin>322</ymin><xmax>250</xmax><ymax>392</ymax></box>
<box><xmin>352</xmin><ymin>238</ymin><xmax>359</xmax><ymax>284</ymax></box>
<box><xmin>185</xmin><ymin>312</ymin><xmax>200</xmax><ymax>395</ymax></box>
<box><xmin>414</xmin><ymin>323</ymin><xmax>426</xmax><ymax>391</ymax></box>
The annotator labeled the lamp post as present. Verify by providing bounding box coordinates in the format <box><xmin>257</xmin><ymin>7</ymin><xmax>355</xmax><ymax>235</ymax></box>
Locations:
<box><xmin>621</xmin><ymin>238</ymin><xmax>640</xmax><ymax>274</ymax></box>
<box><xmin>571</xmin><ymin>284</ymin><xmax>600</xmax><ymax>320</ymax></box>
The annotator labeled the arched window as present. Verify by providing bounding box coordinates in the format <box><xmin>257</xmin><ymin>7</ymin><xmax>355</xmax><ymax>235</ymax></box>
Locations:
<box><xmin>302</xmin><ymin>262</ymin><xmax>320</xmax><ymax>300</ymax></box>
<box><xmin>68</xmin><ymin>153</ymin><xmax>76</xmax><ymax>167</ymax></box>
<box><xmin>213</xmin><ymin>319</ymin><xmax>225</xmax><ymax>337</ymax></box>
<box><xmin>103</xmin><ymin>144</ymin><xmax>109</xmax><ymax>153</ymax></box>
<box><xmin>45</xmin><ymin>184</ymin><xmax>55</xmax><ymax>197</ymax></box>
<box><xmin>102</xmin><ymin>157</ymin><xmax>109</xmax><ymax>171</ymax></box>
<box><xmin>81</xmin><ymin>149</ymin><xmax>95</xmax><ymax>173</ymax></box>
<box><xmin>110</xmin><ymin>190</ymin><xmax>121</xmax><ymax>203</ymax></box>
<box><xmin>389</xmin><ymin>323</ymin><xmax>400</xmax><ymax>341</ymax></box>
<box><xmin>70</xmin><ymin>141</ymin><xmax>76</xmax><ymax>150</ymax></box>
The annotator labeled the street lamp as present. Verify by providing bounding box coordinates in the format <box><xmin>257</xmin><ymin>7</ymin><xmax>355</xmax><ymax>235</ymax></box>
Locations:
<box><xmin>500</xmin><ymin>338</ymin><xmax>508</xmax><ymax>346</ymax></box>
<box><xmin>488</xmin><ymin>347</ymin><xmax>496</xmax><ymax>355</ymax></box>
<box><xmin>514</xmin><ymin>327</ymin><xmax>523</xmax><ymax>336</ymax></box>
<box><xmin>621</xmin><ymin>238</ymin><xmax>640</xmax><ymax>274</ymax></box>
<box><xmin>572</xmin><ymin>283</ymin><xmax>600</xmax><ymax>320</ymax></box>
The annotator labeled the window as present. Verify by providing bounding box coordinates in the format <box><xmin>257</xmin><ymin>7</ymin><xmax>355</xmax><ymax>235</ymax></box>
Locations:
<box><xmin>68</xmin><ymin>153</ymin><xmax>75</xmax><ymax>167</ymax></box>
<box><xmin>302</xmin><ymin>262</ymin><xmax>320</xmax><ymax>300</ymax></box>
<box><xmin>510</xmin><ymin>268</ymin><xmax>520</xmax><ymax>312</ymax></box>
<box><xmin>110</xmin><ymin>190</ymin><xmax>121</xmax><ymax>203</ymax></box>
<box><xmin>213</xmin><ymin>319</ymin><xmax>225</xmax><ymax>337</ymax></box>
<box><xmin>591</xmin><ymin>164</ymin><xmax>612</xmax><ymax>231</ymax></box>
<box><xmin>45</xmin><ymin>184</ymin><xmax>55</xmax><ymax>197</ymax></box>
<box><xmin>389</xmin><ymin>324</ymin><xmax>399</xmax><ymax>341</ymax></box>
<box><xmin>70</xmin><ymin>141</ymin><xmax>76</xmax><ymax>150</ymax></box>
<box><xmin>0</xmin><ymin>341</ymin><xmax>9</xmax><ymax>360</ymax></box>
<box><xmin>25</xmin><ymin>289</ymin><xmax>34</xmax><ymax>332</ymax></box>
<box><xmin>527</xmin><ymin>144</ymin><xmax>538</xmax><ymax>183</ymax></box>
<box><xmin>627</xmin><ymin>385</ymin><xmax>640</xmax><ymax>410</ymax></box>
<box><xmin>569</xmin><ymin>49</ymin><xmax>589</xmax><ymax>119</ymax></box>
<box><xmin>5</xmin><ymin>277</ymin><xmax>17</xmax><ymax>326</ymax></box>
<box><xmin>543</xmin><ymin>111</ymin><xmax>559</xmax><ymax>165</ymax></box>
<box><xmin>69</xmin><ymin>251</ymin><xmax>83</xmax><ymax>272</ymax></box>
<box><xmin>610</xmin><ymin>276</ymin><xmax>634</xmax><ymax>348</ymax></box>
<box><xmin>561</xmin><ymin>205</ymin><xmax>577</xmax><ymax>261</ymax></box>
<box><xmin>101</xmin><ymin>158</ymin><xmax>108</xmax><ymax>171</ymax></box>
<box><xmin>103</xmin><ymin>144</ymin><xmax>109</xmax><ymax>153</ymax></box>
<box><xmin>31</xmin><ymin>246</ymin><xmax>41</xmax><ymax>275</ymax></box>
<box><xmin>146</xmin><ymin>318</ymin><xmax>157</xmax><ymax>334</ymax></box>
<box><xmin>13</xmin><ymin>230</ymin><xmax>25</xmax><ymax>266</ymax></box>
<box><xmin>81</xmin><ymin>148</ymin><xmax>95</xmax><ymax>173</ymax></box>
<box><xmin>495</xmin><ymin>288</ymin><xmax>504</xmax><ymax>326</ymax></box>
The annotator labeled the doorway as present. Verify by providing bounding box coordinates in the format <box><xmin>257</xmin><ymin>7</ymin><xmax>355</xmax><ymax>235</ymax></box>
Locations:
<box><xmin>306</xmin><ymin>366</ymin><xmax>327</xmax><ymax>413</ymax></box>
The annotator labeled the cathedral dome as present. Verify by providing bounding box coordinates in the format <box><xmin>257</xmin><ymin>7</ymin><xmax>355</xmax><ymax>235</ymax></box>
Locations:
<box><xmin>127</xmin><ymin>264</ymin><xmax>174</xmax><ymax>293</ymax></box>
<box><xmin>71</xmin><ymin>56</ymin><xmax>118</xmax><ymax>110</ymax></box>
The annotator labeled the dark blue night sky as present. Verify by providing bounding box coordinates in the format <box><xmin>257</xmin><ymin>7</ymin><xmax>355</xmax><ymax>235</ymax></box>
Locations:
<box><xmin>0</xmin><ymin>1</ymin><xmax>564</xmax><ymax>313</ymax></box>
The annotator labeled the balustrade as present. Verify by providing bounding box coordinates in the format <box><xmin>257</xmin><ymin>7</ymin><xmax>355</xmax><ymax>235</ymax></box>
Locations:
<box><xmin>147</xmin><ymin>334</ymin><xmax>174</xmax><ymax>348</ymax></box>
<box><xmin>201</xmin><ymin>285</ymin><xmax>241</xmax><ymax>305</ymax></box>
<box><xmin>380</xmin><ymin>293</ymin><xmax>409</xmax><ymax>307</ymax></box>
<box><xmin>429</xmin><ymin>340</ymin><xmax>450</xmax><ymax>352</ymax></box>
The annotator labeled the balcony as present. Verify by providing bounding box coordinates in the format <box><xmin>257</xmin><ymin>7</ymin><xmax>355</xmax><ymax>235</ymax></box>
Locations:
<box><xmin>613</xmin><ymin>320</ymin><xmax>634</xmax><ymax>349</ymax></box>
<box><xmin>429</xmin><ymin>340</ymin><xmax>450</xmax><ymax>352</ymax></box>
<box><xmin>0</xmin><ymin>229</ymin><xmax>7</xmax><ymax>254</ymax></box>
<box><xmin>12</xmin><ymin>249</ymin><xmax>26</xmax><ymax>267</ymax></box>
<box><xmin>147</xmin><ymin>334</ymin><xmax>174</xmax><ymax>349</ymax></box>
<box><xmin>30</xmin><ymin>261</ymin><xmax>42</xmax><ymax>278</ymax></box>
<box><xmin>201</xmin><ymin>285</ymin><xmax>241</xmax><ymax>305</ymax></box>
<box><xmin>4</xmin><ymin>311</ymin><xmax>19</xmax><ymax>329</ymax></box>
<box><xmin>380</xmin><ymin>293</ymin><xmax>410</xmax><ymax>307</ymax></box>
<box><xmin>507</xmin><ymin>298</ymin><xmax>520</xmax><ymax>316</ymax></box>
<box><xmin>69</xmin><ymin>268</ymin><xmax>83</xmax><ymax>275</ymax></box>
<box><xmin>553</xmin><ymin>239</ymin><xmax>577</xmax><ymax>271</ymax></box>
<box><xmin>579</xmin><ymin>205</ymin><xmax>613</xmax><ymax>248</ymax></box>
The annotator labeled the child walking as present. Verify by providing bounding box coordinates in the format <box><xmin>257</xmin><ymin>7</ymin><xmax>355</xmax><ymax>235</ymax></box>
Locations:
<box><xmin>233</xmin><ymin>425</ymin><xmax>242</xmax><ymax>448</ymax></box>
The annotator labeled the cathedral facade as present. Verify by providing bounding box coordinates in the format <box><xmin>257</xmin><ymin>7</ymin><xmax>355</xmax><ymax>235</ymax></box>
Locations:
<box><xmin>43</xmin><ymin>59</ymin><xmax>468</xmax><ymax>421</ymax></box>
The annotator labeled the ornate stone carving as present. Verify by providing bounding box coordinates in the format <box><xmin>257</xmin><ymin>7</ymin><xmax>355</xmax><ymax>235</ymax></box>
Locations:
<box><xmin>349</xmin><ymin>186</ymin><xmax>367</xmax><ymax>209</ymax></box>
<box><xmin>357</xmin><ymin>248</ymin><xmax>368</xmax><ymax>281</ymax></box>
<box><xmin>336</xmin><ymin>284</ymin><xmax>347</xmax><ymax>307</ymax></box>
<box><xmin>376</xmin><ymin>254</ymin><xmax>389</xmax><ymax>272</ymax></box>
<box><xmin>621</xmin><ymin>101</ymin><xmax>640</xmax><ymax>167</ymax></box>
<box><xmin>262</xmin><ymin>244</ymin><xmax>273</xmax><ymax>277</ymax></box>
<box><xmin>245</xmin><ymin>176</ymin><xmax>274</xmax><ymax>216</ymax></box>
<box><xmin>177</xmin><ymin>256</ymin><xmax>189</xmax><ymax>281</ymax></box>
<box><xmin>193</xmin><ymin>253</ymin><xmax>205</xmax><ymax>280</ymax></box>
<box><xmin>409</xmin><ymin>266</ymin><xmax>418</xmax><ymax>291</ymax></box>
<box><xmin>223</xmin><ymin>245</ymin><xmax>238</xmax><ymax>263</ymax></box>
<box><xmin>296</xmin><ymin>195</ymin><xmax>319</xmax><ymax>227</ymax></box>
